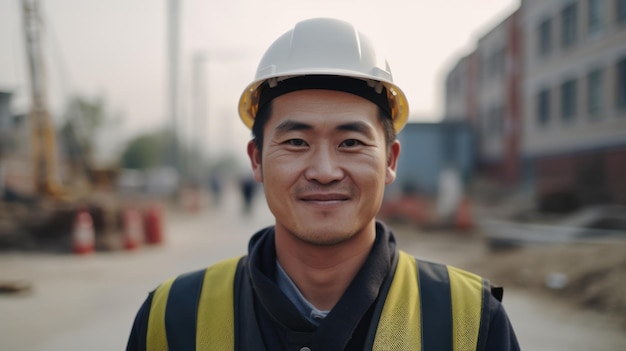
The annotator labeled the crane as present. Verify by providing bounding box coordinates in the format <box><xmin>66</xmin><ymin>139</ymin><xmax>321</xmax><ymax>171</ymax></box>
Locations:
<box><xmin>21</xmin><ymin>0</ymin><xmax>63</xmax><ymax>197</ymax></box>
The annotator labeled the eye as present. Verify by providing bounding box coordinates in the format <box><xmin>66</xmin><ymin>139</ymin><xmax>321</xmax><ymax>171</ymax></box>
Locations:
<box><xmin>286</xmin><ymin>139</ymin><xmax>308</xmax><ymax>147</ymax></box>
<box><xmin>340</xmin><ymin>139</ymin><xmax>363</xmax><ymax>147</ymax></box>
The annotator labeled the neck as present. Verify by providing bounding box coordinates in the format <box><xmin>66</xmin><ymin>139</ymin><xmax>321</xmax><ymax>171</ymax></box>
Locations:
<box><xmin>274</xmin><ymin>223</ymin><xmax>376</xmax><ymax>311</ymax></box>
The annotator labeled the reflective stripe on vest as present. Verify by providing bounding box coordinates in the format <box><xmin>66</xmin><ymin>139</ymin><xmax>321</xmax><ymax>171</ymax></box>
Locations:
<box><xmin>373</xmin><ymin>251</ymin><xmax>484</xmax><ymax>351</ymax></box>
<box><xmin>146</xmin><ymin>251</ymin><xmax>486</xmax><ymax>350</ymax></box>
<box><xmin>147</xmin><ymin>257</ymin><xmax>239</xmax><ymax>351</ymax></box>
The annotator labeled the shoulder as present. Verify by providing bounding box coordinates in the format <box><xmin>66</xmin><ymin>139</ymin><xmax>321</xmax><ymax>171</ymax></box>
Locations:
<box><xmin>150</xmin><ymin>256</ymin><xmax>245</xmax><ymax>310</ymax></box>
<box><xmin>126</xmin><ymin>257</ymin><xmax>246</xmax><ymax>351</ymax></box>
<box><xmin>393</xmin><ymin>254</ymin><xmax>518</xmax><ymax>349</ymax></box>
<box><xmin>482</xmin><ymin>296</ymin><xmax>521</xmax><ymax>351</ymax></box>
<box><xmin>126</xmin><ymin>292</ymin><xmax>154</xmax><ymax>351</ymax></box>
<box><xmin>409</xmin><ymin>255</ymin><xmax>487</xmax><ymax>293</ymax></box>
<box><xmin>156</xmin><ymin>256</ymin><xmax>244</xmax><ymax>294</ymax></box>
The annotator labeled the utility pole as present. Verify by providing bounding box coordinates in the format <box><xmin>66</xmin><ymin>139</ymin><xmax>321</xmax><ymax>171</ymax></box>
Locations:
<box><xmin>190</xmin><ymin>49</ymin><xmax>251</xmax><ymax>179</ymax></box>
<box><xmin>167</xmin><ymin>0</ymin><xmax>181</xmax><ymax>178</ymax></box>
<box><xmin>21</xmin><ymin>0</ymin><xmax>60</xmax><ymax>196</ymax></box>
<box><xmin>192</xmin><ymin>52</ymin><xmax>208</xmax><ymax>183</ymax></box>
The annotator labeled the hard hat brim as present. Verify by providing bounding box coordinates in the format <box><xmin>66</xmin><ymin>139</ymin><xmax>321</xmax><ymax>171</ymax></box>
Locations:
<box><xmin>238</xmin><ymin>75</ymin><xmax>409</xmax><ymax>133</ymax></box>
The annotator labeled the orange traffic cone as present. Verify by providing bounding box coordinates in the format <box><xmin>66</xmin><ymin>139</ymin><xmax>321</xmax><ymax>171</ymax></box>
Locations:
<box><xmin>122</xmin><ymin>208</ymin><xmax>144</xmax><ymax>250</ymax></box>
<box><xmin>72</xmin><ymin>209</ymin><xmax>95</xmax><ymax>254</ymax></box>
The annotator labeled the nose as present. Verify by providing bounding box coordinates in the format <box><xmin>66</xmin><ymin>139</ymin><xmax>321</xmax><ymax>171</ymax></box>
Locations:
<box><xmin>304</xmin><ymin>146</ymin><xmax>344</xmax><ymax>185</ymax></box>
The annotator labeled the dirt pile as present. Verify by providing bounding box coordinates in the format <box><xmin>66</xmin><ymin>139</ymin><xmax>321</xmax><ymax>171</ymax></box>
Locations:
<box><xmin>467</xmin><ymin>242</ymin><xmax>626</xmax><ymax>329</ymax></box>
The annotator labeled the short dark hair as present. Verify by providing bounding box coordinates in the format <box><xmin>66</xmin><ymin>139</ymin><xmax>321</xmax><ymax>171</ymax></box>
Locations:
<box><xmin>251</xmin><ymin>100</ymin><xmax>396</xmax><ymax>156</ymax></box>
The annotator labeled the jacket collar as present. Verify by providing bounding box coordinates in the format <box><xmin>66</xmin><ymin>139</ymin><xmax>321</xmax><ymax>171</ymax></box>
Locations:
<box><xmin>245</xmin><ymin>221</ymin><xmax>398</xmax><ymax>348</ymax></box>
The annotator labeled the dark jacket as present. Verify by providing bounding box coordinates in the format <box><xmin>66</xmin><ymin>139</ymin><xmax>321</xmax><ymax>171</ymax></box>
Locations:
<box><xmin>127</xmin><ymin>222</ymin><xmax>520</xmax><ymax>350</ymax></box>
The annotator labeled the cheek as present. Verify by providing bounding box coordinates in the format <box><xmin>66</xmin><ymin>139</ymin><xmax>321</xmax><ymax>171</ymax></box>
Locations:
<box><xmin>262</xmin><ymin>156</ymin><xmax>301</xmax><ymax>183</ymax></box>
<box><xmin>348</xmin><ymin>154</ymin><xmax>387</xmax><ymax>175</ymax></box>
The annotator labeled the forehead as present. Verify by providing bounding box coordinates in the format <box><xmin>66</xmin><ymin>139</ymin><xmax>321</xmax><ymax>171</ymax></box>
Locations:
<box><xmin>269</xmin><ymin>89</ymin><xmax>379</xmax><ymax>126</ymax></box>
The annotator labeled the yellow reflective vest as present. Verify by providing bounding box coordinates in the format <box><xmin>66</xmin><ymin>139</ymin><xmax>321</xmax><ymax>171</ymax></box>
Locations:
<box><xmin>146</xmin><ymin>251</ymin><xmax>496</xmax><ymax>351</ymax></box>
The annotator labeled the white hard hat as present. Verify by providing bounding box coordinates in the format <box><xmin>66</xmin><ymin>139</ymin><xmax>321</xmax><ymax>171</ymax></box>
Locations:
<box><xmin>238</xmin><ymin>17</ymin><xmax>409</xmax><ymax>132</ymax></box>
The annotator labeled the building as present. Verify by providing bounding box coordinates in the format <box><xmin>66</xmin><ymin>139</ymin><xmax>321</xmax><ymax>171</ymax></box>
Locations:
<box><xmin>380</xmin><ymin>120</ymin><xmax>475</xmax><ymax>227</ymax></box>
<box><xmin>389</xmin><ymin>120</ymin><xmax>475</xmax><ymax>197</ymax></box>
<box><xmin>445</xmin><ymin>0</ymin><xmax>626</xmax><ymax>211</ymax></box>
<box><xmin>445</xmin><ymin>9</ymin><xmax>522</xmax><ymax>185</ymax></box>
<box><xmin>522</xmin><ymin>0</ymin><xmax>626</xmax><ymax>210</ymax></box>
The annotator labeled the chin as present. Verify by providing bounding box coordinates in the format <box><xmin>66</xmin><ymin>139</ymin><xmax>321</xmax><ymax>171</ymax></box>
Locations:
<box><xmin>292</xmin><ymin>221</ymin><xmax>363</xmax><ymax>246</ymax></box>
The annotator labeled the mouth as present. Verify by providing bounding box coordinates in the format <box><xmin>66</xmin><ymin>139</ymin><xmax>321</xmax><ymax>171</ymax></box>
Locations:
<box><xmin>300</xmin><ymin>193</ymin><xmax>350</xmax><ymax>203</ymax></box>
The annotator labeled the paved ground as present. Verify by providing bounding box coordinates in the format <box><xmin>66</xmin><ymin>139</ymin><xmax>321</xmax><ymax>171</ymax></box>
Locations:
<box><xmin>1</xmin><ymin>190</ymin><xmax>625</xmax><ymax>350</ymax></box>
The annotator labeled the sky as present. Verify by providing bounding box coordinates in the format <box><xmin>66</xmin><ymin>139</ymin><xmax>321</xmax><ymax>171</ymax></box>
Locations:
<box><xmin>0</xmin><ymin>0</ymin><xmax>519</xmax><ymax>164</ymax></box>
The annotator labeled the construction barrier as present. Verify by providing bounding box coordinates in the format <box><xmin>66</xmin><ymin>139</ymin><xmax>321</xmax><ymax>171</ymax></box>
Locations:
<box><xmin>143</xmin><ymin>205</ymin><xmax>164</xmax><ymax>244</ymax></box>
<box><xmin>72</xmin><ymin>209</ymin><xmax>95</xmax><ymax>254</ymax></box>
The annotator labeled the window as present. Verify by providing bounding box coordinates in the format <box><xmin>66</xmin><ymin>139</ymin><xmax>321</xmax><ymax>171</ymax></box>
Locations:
<box><xmin>588</xmin><ymin>0</ymin><xmax>603</xmax><ymax>35</ymax></box>
<box><xmin>479</xmin><ymin>110</ymin><xmax>489</xmax><ymax>137</ymax></box>
<box><xmin>537</xmin><ymin>88</ymin><xmax>551</xmax><ymax>125</ymax></box>
<box><xmin>495</xmin><ymin>47</ymin><xmax>506</xmax><ymax>78</ymax></box>
<box><xmin>617</xmin><ymin>58</ymin><xmax>626</xmax><ymax>109</ymax></box>
<box><xmin>538</xmin><ymin>18</ymin><xmax>552</xmax><ymax>56</ymax></box>
<box><xmin>587</xmin><ymin>68</ymin><xmax>604</xmax><ymax>118</ymax></box>
<box><xmin>482</xmin><ymin>48</ymin><xmax>507</xmax><ymax>81</ymax></box>
<box><xmin>481</xmin><ymin>55</ymin><xmax>490</xmax><ymax>85</ymax></box>
<box><xmin>482</xmin><ymin>105</ymin><xmax>504</xmax><ymax>136</ymax></box>
<box><xmin>491</xmin><ymin>105</ymin><xmax>504</xmax><ymax>136</ymax></box>
<box><xmin>618</xmin><ymin>0</ymin><xmax>626</xmax><ymax>24</ymax></box>
<box><xmin>481</xmin><ymin>109</ymin><xmax>490</xmax><ymax>135</ymax></box>
<box><xmin>561</xmin><ymin>79</ymin><xmax>577</xmax><ymax>121</ymax></box>
<box><xmin>562</xmin><ymin>3</ymin><xmax>578</xmax><ymax>48</ymax></box>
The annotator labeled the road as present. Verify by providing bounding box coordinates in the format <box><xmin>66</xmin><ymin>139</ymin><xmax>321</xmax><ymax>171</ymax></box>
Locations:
<box><xmin>1</xmin><ymin>190</ymin><xmax>625</xmax><ymax>350</ymax></box>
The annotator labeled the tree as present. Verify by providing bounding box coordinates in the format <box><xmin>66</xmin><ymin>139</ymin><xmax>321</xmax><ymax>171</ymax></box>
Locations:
<box><xmin>58</xmin><ymin>95</ymin><xmax>122</xmax><ymax>183</ymax></box>
<box><xmin>120</xmin><ymin>130</ymin><xmax>171</xmax><ymax>170</ymax></box>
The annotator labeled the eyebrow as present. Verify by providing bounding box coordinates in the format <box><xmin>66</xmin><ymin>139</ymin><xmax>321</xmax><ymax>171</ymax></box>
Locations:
<box><xmin>336</xmin><ymin>121</ymin><xmax>376</xmax><ymax>139</ymax></box>
<box><xmin>273</xmin><ymin>119</ymin><xmax>375</xmax><ymax>139</ymax></box>
<box><xmin>274</xmin><ymin>120</ymin><xmax>313</xmax><ymax>133</ymax></box>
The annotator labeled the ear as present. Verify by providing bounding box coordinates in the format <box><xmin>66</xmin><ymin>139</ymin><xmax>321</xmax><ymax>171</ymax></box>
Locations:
<box><xmin>385</xmin><ymin>140</ymin><xmax>400</xmax><ymax>185</ymax></box>
<box><xmin>247</xmin><ymin>140</ymin><xmax>263</xmax><ymax>182</ymax></box>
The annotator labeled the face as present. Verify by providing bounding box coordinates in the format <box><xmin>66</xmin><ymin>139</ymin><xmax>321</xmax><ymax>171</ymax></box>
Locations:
<box><xmin>247</xmin><ymin>90</ymin><xmax>400</xmax><ymax>246</ymax></box>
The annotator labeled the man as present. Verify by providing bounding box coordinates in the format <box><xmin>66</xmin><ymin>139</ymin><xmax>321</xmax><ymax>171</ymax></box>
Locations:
<box><xmin>127</xmin><ymin>17</ymin><xmax>520</xmax><ymax>350</ymax></box>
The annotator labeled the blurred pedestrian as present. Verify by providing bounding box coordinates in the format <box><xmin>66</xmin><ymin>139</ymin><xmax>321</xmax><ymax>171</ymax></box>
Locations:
<box><xmin>127</xmin><ymin>17</ymin><xmax>519</xmax><ymax>350</ymax></box>
<box><xmin>239</xmin><ymin>174</ymin><xmax>257</xmax><ymax>215</ymax></box>
<box><xmin>208</xmin><ymin>171</ymin><xmax>223</xmax><ymax>206</ymax></box>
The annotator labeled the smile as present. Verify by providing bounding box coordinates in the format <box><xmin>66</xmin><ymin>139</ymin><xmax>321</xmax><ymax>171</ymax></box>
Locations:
<box><xmin>300</xmin><ymin>193</ymin><xmax>350</xmax><ymax>202</ymax></box>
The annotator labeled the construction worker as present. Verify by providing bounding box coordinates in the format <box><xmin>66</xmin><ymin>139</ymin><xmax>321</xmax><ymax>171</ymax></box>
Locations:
<box><xmin>126</xmin><ymin>18</ymin><xmax>520</xmax><ymax>350</ymax></box>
